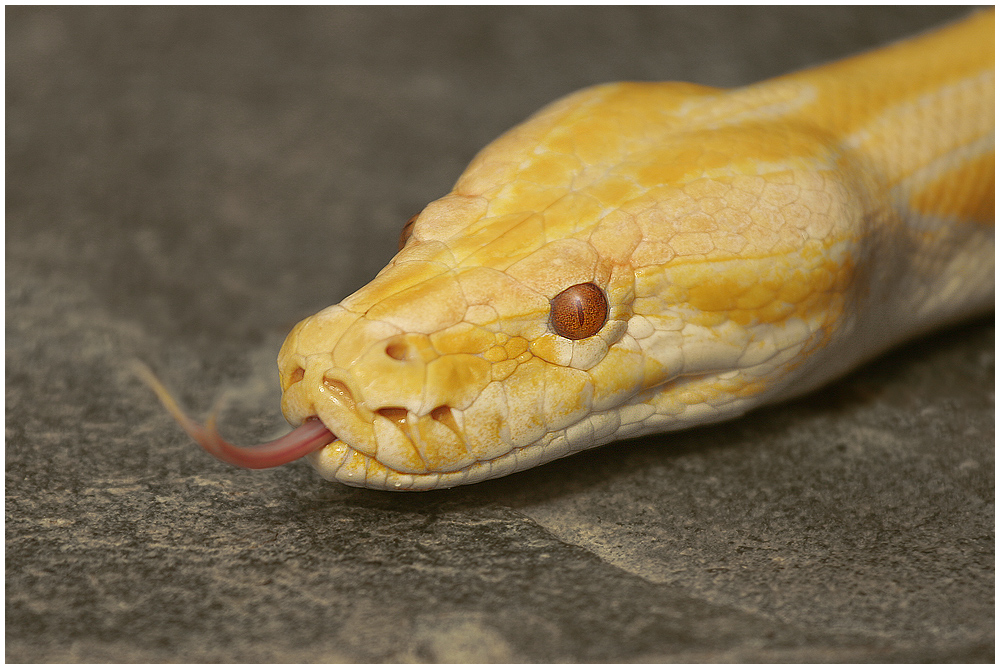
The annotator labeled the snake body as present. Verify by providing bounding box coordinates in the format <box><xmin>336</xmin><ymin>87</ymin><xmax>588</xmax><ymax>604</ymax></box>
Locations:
<box><xmin>155</xmin><ymin>12</ymin><xmax>994</xmax><ymax>490</ymax></box>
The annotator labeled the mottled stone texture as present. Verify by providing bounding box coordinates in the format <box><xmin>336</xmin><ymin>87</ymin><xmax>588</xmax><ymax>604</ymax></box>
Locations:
<box><xmin>6</xmin><ymin>6</ymin><xmax>992</xmax><ymax>662</ymax></box>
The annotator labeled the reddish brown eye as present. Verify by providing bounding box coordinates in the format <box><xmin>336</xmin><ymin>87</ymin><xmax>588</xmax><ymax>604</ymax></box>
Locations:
<box><xmin>549</xmin><ymin>282</ymin><xmax>608</xmax><ymax>340</ymax></box>
<box><xmin>399</xmin><ymin>214</ymin><xmax>418</xmax><ymax>250</ymax></box>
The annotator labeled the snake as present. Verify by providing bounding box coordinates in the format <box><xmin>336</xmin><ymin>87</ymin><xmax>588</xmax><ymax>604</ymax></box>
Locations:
<box><xmin>143</xmin><ymin>11</ymin><xmax>994</xmax><ymax>491</ymax></box>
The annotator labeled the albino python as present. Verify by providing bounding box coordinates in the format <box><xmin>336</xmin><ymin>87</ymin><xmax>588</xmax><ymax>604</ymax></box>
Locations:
<box><xmin>144</xmin><ymin>11</ymin><xmax>994</xmax><ymax>490</ymax></box>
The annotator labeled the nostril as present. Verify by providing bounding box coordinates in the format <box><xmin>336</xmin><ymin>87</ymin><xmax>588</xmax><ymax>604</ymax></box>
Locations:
<box><xmin>376</xmin><ymin>407</ymin><xmax>408</xmax><ymax>427</ymax></box>
<box><xmin>323</xmin><ymin>376</ymin><xmax>356</xmax><ymax>411</ymax></box>
<box><xmin>385</xmin><ymin>341</ymin><xmax>409</xmax><ymax>361</ymax></box>
<box><xmin>289</xmin><ymin>367</ymin><xmax>305</xmax><ymax>384</ymax></box>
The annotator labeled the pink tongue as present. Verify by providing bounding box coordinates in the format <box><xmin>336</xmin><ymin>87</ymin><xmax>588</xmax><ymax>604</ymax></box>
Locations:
<box><xmin>187</xmin><ymin>416</ymin><xmax>336</xmax><ymax>469</ymax></box>
<box><xmin>134</xmin><ymin>362</ymin><xmax>336</xmax><ymax>469</ymax></box>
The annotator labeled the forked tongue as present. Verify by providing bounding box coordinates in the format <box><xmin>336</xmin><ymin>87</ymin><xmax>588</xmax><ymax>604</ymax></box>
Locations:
<box><xmin>134</xmin><ymin>362</ymin><xmax>335</xmax><ymax>469</ymax></box>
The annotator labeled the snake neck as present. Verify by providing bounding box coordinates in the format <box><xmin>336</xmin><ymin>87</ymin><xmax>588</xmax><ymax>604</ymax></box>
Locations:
<box><xmin>774</xmin><ymin>10</ymin><xmax>994</xmax><ymax>350</ymax></box>
<box><xmin>778</xmin><ymin>10</ymin><xmax>993</xmax><ymax>214</ymax></box>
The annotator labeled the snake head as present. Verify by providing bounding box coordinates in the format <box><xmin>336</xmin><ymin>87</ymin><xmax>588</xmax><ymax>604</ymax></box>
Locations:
<box><xmin>276</xmin><ymin>204</ymin><xmax>646</xmax><ymax>490</ymax></box>
<box><xmin>274</xmin><ymin>81</ymin><xmax>876</xmax><ymax>490</ymax></box>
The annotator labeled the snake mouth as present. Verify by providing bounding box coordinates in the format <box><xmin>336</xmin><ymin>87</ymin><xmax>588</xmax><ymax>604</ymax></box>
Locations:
<box><xmin>306</xmin><ymin>436</ymin><xmax>507</xmax><ymax>491</ymax></box>
<box><xmin>304</xmin><ymin>413</ymin><xmax>601</xmax><ymax>491</ymax></box>
<box><xmin>141</xmin><ymin>359</ymin><xmax>606</xmax><ymax>490</ymax></box>
<box><xmin>140</xmin><ymin>361</ymin><xmax>605</xmax><ymax>490</ymax></box>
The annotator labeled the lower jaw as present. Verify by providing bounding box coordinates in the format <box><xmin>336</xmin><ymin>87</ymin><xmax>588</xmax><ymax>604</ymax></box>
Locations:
<box><xmin>303</xmin><ymin>429</ymin><xmax>594</xmax><ymax>491</ymax></box>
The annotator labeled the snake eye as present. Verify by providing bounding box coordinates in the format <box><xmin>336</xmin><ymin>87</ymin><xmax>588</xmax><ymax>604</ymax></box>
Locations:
<box><xmin>399</xmin><ymin>214</ymin><xmax>418</xmax><ymax>250</ymax></box>
<box><xmin>549</xmin><ymin>282</ymin><xmax>608</xmax><ymax>340</ymax></box>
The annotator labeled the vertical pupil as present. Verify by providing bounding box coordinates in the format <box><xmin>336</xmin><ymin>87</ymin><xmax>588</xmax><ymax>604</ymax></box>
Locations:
<box><xmin>549</xmin><ymin>282</ymin><xmax>608</xmax><ymax>340</ymax></box>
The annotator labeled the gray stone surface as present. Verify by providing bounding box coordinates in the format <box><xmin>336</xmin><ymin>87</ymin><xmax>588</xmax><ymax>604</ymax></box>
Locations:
<box><xmin>6</xmin><ymin>6</ymin><xmax>993</xmax><ymax>662</ymax></box>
